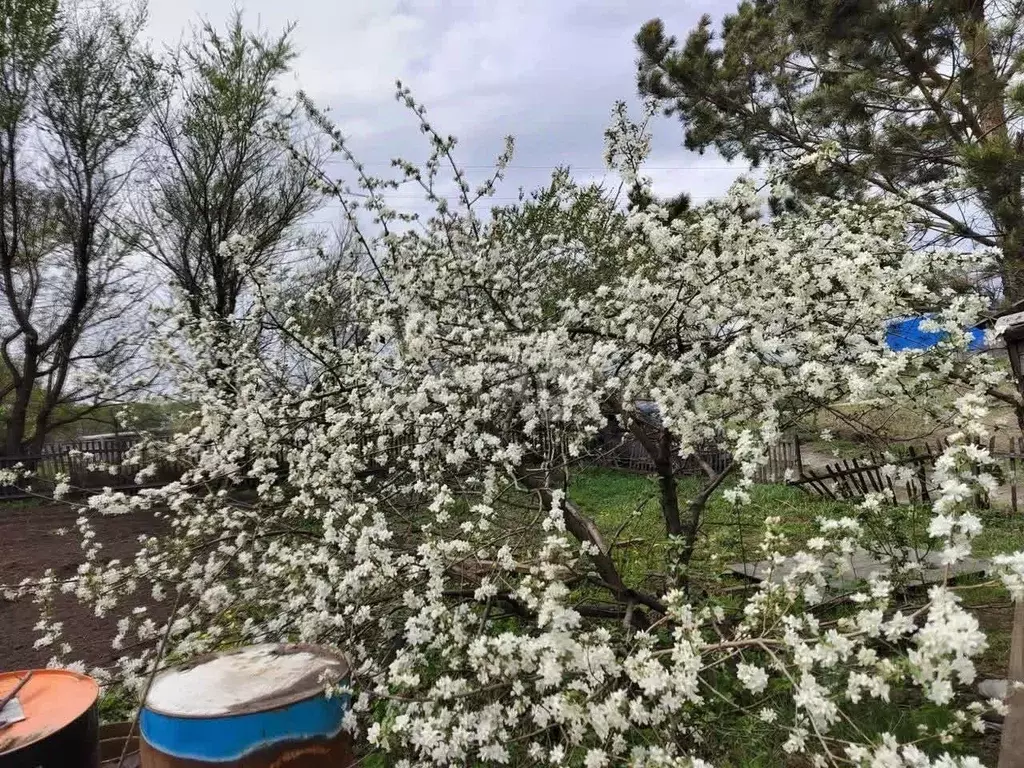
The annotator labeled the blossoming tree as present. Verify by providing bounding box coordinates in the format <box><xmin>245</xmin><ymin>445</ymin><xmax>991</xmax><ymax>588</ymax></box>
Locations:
<box><xmin>21</xmin><ymin>92</ymin><xmax>1024</xmax><ymax>767</ymax></box>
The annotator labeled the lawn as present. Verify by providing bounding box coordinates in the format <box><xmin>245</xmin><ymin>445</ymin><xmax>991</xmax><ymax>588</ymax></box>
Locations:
<box><xmin>571</xmin><ymin>464</ymin><xmax>1024</xmax><ymax>569</ymax></box>
<box><xmin>572</xmin><ymin>466</ymin><xmax>864</xmax><ymax>587</ymax></box>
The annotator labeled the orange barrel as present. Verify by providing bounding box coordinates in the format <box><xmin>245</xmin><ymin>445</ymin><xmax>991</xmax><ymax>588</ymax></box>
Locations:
<box><xmin>0</xmin><ymin>669</ymin><xmax>100</xmax><ymax>767</ymax></box>
<box><xmin>139</xmin><ymin>644</ymin><xmax>354</xmax><ymax>767</ymax></box>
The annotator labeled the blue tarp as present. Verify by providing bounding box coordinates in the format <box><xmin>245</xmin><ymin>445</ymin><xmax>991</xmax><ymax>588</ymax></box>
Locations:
<box><xmin>885</xmin><ymin>315</ymin><xmax>985</xmax><ymax>352</ymax></box>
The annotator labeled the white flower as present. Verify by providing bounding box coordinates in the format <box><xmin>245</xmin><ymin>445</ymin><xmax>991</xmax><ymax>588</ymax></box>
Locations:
<box><xmin>737</xmin><ymin>663</ymin><xmax>770</xmax><ymax>694</ymax></box>
<box><xmin>929</xmin><ymin>514</ymin><xmax>955</xmax><ymax>538</ymax></box>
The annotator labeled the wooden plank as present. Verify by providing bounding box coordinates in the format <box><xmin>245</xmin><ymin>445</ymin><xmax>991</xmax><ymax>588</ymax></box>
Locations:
<box><xmin>858</xmin><ymin>458</ymin><xmax>881</xmax><ymax>494</ymax></box>
<box><xmin>847</xmin><ymin>459</ymin><xmax>862</xmax><ymax>494</ymax></box>
<box><xmin>842</xmin><ymin>460</ymin><xmax>862</xmax><ymax>498</ymax></box>
<box><xmin>817</xmin><ymin>474</ymin><xmax>838</xmax><ymax>500</ymax></box>
<box><xmin>840</xmin><ymin>459</ymin><xmax>852</xmax><ymax>493</ymax></box>
<box><xmin>998</xmin><ymin>602</ymin><xmax>1024</xmax><ymax>768</ymax></box>
<box><xmin>886</xmin><ymin>473</ymin><xmax>898</xmax><ymax>503</ymax></box>
<box><xmin>846</xmin><ymin>462</ymin><xmax>862</xmax><ymax>496</ymax></box>
<box><xmin>1011</xmin><ymin>435</ymin><xmax>1019</xmax><ymax>515</ymax></box>
<box><xmin>825</xmin><ymin>462</ymin><xmax>843</xmax><ymax>497</ymax></box>
<box><xmin>823</xmin><ymin>462</ymin><xmax>843</xmax><ymax>496</ymax></box>
<box><xmin>801</xmin><ymin>468</ymin><xmax>836</xmax><ymax>500</ymax></box>
<box><xmin>727</xmin><ymin>548</ymin><xmax>988</xmax><ymax>596</ymax></box>
<box><xmin>1019</xmin><ymin>436</ymin><xmax>1024</xmax><ymax>514</ymax></box>
<box><xmin>910</xmin><ymin>446</ymin><xmax>931</xmax><ymax>504</ymax></box>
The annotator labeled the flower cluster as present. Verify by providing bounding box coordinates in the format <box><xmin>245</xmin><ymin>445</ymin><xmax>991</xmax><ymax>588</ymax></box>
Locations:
<box><xmin>18</xmin><ymin>95</ymin><xmax>1018</xmax><ymax>767</ymax></box>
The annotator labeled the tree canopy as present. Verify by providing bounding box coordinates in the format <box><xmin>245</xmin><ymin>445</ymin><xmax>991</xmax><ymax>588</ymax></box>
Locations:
<box><xmin>0</xmin><ymin>0</ymin><xmax>156</xmax><ymax>455</ymax></box>
<box><xmin>139</xmin><ymin>12</ymin><xmax>324</xmax><ymax>322</ymax></box>
<box><xmin>636</xmin><ymin>0</ymin><xmax>1024</xmax><ymax>302</ymax></box>
<box><xmin>40</xmin><ymin>95</ymin><xmax>1012</xmax><ymax>768</ymax></box>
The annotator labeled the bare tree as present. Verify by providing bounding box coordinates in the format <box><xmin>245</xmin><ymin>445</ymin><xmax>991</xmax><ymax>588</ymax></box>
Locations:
<box><xmin>0</xmin><ymin>0</ymin><xmax>158</xmax><ymax>457</ymax></box>
<box><xmin>138</xmin><ymin>12</ymin><xmax>324</xmax><ymax>322</ymax></box>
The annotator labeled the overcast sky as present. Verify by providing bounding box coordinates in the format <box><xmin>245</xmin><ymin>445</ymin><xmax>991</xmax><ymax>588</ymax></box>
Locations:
<box><xmin>144</xmin><ymin>0</ymin><xmax>746</xmax><ymax>222</ymax></box>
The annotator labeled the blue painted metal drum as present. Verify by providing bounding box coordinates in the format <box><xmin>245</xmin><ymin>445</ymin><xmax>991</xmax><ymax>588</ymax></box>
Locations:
<box><xmin>139</xmin><ymin>643</ymin><xmax>353</xmax><ymax>767</ymax></box>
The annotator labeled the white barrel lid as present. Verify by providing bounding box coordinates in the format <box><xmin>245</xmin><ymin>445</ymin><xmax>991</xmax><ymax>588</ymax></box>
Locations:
<box><xmin>145</xmin><ymin>643</ymin><xmax>349</xmax><ymax>718</ymax></box>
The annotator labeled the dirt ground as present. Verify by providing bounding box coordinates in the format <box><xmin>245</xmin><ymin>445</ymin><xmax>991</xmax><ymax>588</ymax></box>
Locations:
<box><xmin>0</xmin><ymin>501</ymin><xmax>166</xmax><ymax>673</ymax></box>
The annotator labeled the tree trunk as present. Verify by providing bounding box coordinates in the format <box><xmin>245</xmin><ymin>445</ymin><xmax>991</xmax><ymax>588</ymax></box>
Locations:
<box><xmin>25</xmin><ymin>416</ymin><xmax>49</xmax><ymax>457</ymax></box>
<box><xmin>1001</xmin><ymin>228</ymin><xmax>1024</xmax><ymax>306</ymax></box>
<box><xmin>4</xmin><ymin>350</ymin><xmax>37</xmax><ymax>457</ymax></box>
<box><xmin>956</xmin><ymin>1</ymin><xmax>1024</xmax><ymax>304</ymax></box>
<box><xmin>3</xmin><ymin>392</ymin><xmax>29</xmax><ymax>456</ymax></box>
<box><xmin>627</xmin><ymin>419</ymin><xmax>684</xmax><ymax>538</ymax></box>
<box><xmin>655</xmin><ymin>428</ymin><xmax>683</xmax><ymax>539</ymax></box>
<box><xmin>1000</xmin><ymin>322</ymin><xmax>1024</xmax><ymax>767</ymax></box>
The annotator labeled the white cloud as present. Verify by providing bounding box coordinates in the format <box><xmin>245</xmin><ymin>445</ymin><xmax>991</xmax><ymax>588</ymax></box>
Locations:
<box><xmin>143</xmin><ymin>0</ymin><xmax>746</xmax><ymax>210</ymax></box>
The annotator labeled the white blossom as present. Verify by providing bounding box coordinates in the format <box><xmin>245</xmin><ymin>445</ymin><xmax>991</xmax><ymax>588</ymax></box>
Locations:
<box><xmin>16</xmin><ymin>94</ymin><xmax>1015</xmax><ymax>768</ymax></box>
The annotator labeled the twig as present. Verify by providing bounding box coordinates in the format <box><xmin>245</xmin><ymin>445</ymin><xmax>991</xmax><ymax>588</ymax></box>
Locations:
<box><xmin>117</xmin><ymin>590</ymin><xmax>183</xmax><ymax>767</ymax></box>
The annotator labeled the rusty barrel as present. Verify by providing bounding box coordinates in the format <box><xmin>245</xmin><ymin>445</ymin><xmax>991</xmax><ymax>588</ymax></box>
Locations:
<box><xmin>139</xmin><ymin>643</ymin><xmax>353</xmax><ymax>767</ymax></box>
<box><xmin>0</xmin><ymin>669</ymin><xmax>101</xmax><ymax>767</ymax></box>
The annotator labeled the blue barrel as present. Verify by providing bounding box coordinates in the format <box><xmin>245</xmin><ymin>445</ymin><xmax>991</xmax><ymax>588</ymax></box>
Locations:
<box><xmin>139</xmin><ymin>643</ymin><xmax>352</xmax><ymax>767</ymax></box>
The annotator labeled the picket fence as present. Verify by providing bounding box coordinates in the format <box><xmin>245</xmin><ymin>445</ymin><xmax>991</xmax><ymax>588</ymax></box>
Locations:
<box><xmin>790</xmin><ymin>436</ymin><xmax>1024</xmax><ymax>511</ymax></box>
<box><xmin>8</xmin><ymin>428</ymin><xmax>1024</xmax><ymax>511</ymax></box>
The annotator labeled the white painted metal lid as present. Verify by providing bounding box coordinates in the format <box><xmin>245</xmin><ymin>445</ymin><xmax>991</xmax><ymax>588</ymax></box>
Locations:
<box><xmin>144</xmin><ymin>643</ymin><xmax>348</xmax><ymax>718</ymax></box>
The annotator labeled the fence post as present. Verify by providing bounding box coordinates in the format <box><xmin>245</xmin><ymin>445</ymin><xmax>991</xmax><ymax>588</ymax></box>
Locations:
<box><xmin>999</xmin><ymin>603</ymin><xmax>1024</xmax><ymax>768</ymax></box>
<box><xmin>1011</xmin><ymin>436</ymin><xmax>1019</xmax><ymax>515</ymax></box>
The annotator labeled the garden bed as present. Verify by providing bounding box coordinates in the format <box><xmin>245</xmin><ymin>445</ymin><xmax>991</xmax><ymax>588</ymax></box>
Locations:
<box><xmin>0</xmin><ymin>501</ymin><xmax>167</xmax><ymax>673</ymax></box>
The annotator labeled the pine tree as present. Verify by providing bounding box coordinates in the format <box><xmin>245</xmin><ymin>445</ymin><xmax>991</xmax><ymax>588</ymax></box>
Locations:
<box><xmin>636</xmin><ymin>0</ymin><xmax>1024</xmax><ymax>302</ymax></box>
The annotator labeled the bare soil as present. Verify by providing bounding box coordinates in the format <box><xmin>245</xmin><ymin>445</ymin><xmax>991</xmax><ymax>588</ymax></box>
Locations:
<box><xmin>0</xmin><ymin>501</ymin><xmax>166</xmax><ymax>673</ymax></box>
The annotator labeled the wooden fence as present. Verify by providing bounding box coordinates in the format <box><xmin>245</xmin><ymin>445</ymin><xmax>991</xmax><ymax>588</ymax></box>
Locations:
<box><xmin>18</xmin><ymin>428</ymin><xmax>1024</xmax><ymax>511</ymax></box>
<box><xmin>592</xmin><ymin>429</ymin><xmax>1024</xmax><ymax>512</ymax></box>
<box><xmin>790</xmin><ymin>436</ymin><xmax>1024</xmax><ymax>511</ymax></box>
<box><xmin>792</xmin><ymin>443</ymin><xmax>939</xmax><ymax>505</ymax></box>
<box><xmin>589</xmin><ymin>424</ymin><xmax>803</xmax><ymax>484</ymax></box>
<box><xmin>0</xmin><ymin>435</ymin><xmax>183</xmax><ymax>501</ymax></box>
<box><xmin>590</xmin><ymin>420</ymin><xmax>732</xmax><ymax>477</ymax></box>
<box><xmin>755</xmin><ymin>437</ymin><xmax>804</xmax><ymax>484</ymax></box>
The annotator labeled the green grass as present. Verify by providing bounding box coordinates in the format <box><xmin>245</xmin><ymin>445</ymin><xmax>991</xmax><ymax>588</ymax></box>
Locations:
<box><xmin>347</xmin><ymin>468</ymin><xmax>1020</xmax><ymax>767</ymax></box>
<box><xmin>0</xmin><ymin>496</ymin><xmax>52</xmax><ymax>511</ymax></box>
<box><xmin>98</xmin><ymin>685</ymin><xmax>134</xmax><ymax>724</ymax></box>
<box><xmin>572</xmin><ymin>465</ymin><xmax>1024</xmax><ymax>564</ymax></box>
<box><xmin>570</xmin><ymin>467</ymin><xmax>854</xmax><ymax>589</ymax></box>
